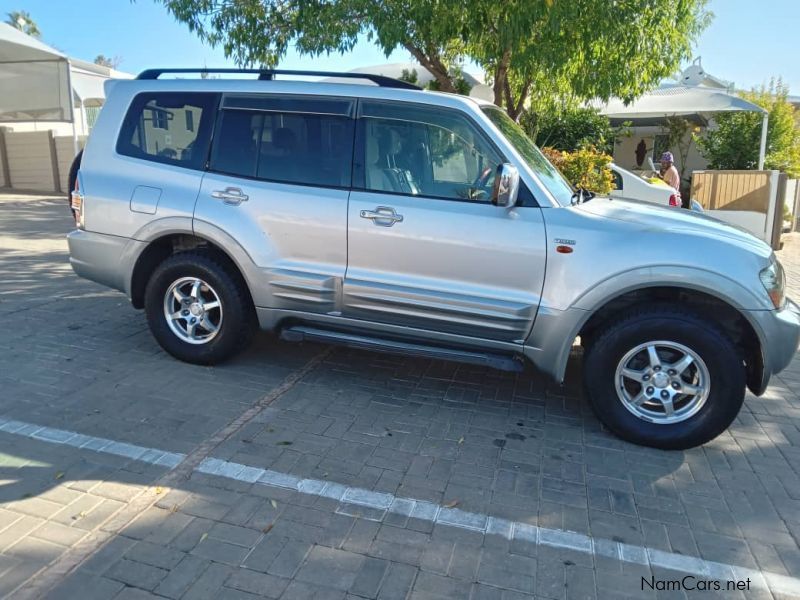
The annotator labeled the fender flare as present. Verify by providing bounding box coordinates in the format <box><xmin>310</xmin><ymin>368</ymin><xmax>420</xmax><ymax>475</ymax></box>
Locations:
<box><xmin>125</xmin><ymin>217</ymin><xmax>267</xmax><ymax>306</ymax></box>
<box><xmin>527</xmin><ymin>266</ymin><xmax>769</xmax><ymax>385</ymax></box>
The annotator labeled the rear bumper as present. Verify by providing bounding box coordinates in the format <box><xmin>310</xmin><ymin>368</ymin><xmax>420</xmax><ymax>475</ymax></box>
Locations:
<box><xmin>67</xmin><ymin>229</ymin><xmax>144</xmax><ymax>296</ymax></box>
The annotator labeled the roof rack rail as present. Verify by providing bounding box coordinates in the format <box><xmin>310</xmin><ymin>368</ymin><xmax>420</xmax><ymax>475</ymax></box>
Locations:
<box><xmin>135</xmin><ymin>68</ymin><xmax>421</xmax><ymax>90</ymax></box>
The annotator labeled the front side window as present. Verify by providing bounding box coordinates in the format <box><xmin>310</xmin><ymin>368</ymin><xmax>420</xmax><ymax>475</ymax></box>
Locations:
<box><xmin>482</xmin><ymin>106</ymin><xmax>575</xmax><ymax>206</ymax></box>
<box><xmin>209</xmin><ymin>98</ymin><xmax>355</xmax><ymax>188</ymax></box>
<box><xmin>117</xmin><ymin>93</ymin><xmax>216</xmax><ymax>169</ymax></box>
<box><xmin>357</xmin><ymin>101</ymin><xmax>503</xmax><ymax>202</ymax></box>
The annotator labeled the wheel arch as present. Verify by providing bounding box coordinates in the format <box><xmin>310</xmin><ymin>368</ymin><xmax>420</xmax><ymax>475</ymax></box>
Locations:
<box><xmin>529</xmin><ymin>280</ymin><xmax>767</xmax><ymax>396</ymax></box>
<box><xmin>576</xmin><ymin>285</ymin><xmax>765</xmax><ymax>395</ymax></box>
<box><xmin>129</xmin><ymin>230</ymin><xmax>256</xmax><ymax>312</ymax></box>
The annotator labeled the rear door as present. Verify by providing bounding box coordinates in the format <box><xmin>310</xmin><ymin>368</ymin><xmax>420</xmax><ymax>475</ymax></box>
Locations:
<box><xmin>344</xmin><ymin>100</ymin><xmax>547</xmax><ymax>344</ymax></box>
<box><xmin>194</xmin><ymin>94</ymin><xmax>355</xmax><ymax>315</ymax></box>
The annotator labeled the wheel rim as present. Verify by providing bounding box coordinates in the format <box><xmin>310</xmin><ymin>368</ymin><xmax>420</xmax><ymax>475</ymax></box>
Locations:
<box><xmin>614</xmin><ymin>340</ymin><xmax>710</xmax><ymax>425</ymax></box>
<box><xmin>163</xmin><ymin>277</ymin><xmax>223</xmax><ymax>345</ymax></box>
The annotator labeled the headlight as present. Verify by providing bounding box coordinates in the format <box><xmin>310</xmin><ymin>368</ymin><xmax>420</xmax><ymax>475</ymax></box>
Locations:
<box><xmin>759</xmin><ymin>259</ymin><xmax>786</xmax><ymax>309</ymax></box>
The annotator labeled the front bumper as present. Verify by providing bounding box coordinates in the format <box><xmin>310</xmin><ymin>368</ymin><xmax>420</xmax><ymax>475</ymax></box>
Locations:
<box><xmin>67</xmin><ymin>229</ymin><xmax>144</xmax><ymax>296</ymax></box>
<box><xmin>748</xmin><ymin>299</ymin><xmax>800</xmax><ymax>393</ymax></box>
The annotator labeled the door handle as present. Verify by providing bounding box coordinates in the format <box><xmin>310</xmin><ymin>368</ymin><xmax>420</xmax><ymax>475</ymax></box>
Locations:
<box><xmin>360</xmin><ymin>206</ymin><xmax>404</xmax><ymax>227</ymax></box>
<box><xmin>211</xmin><ymin>187</ymin><xmax>249</xmax><ymax>205</ymax></box>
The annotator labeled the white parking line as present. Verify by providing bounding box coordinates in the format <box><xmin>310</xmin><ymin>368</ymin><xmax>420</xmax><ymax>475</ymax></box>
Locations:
<box><xmin>3</xmin><ymin>418</ymin><xmax>799</xmax><ymax>598</ymax></box>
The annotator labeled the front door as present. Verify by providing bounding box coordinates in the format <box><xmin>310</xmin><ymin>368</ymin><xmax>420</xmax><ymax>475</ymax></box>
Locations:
<box><xmin>194</xmin><ymin>94</ymin><xmax>356</xmax><ymax>315</ymax></box>
<box><xmin>344</xmin><ymin>100</ymin><xmax>547</xmax><ymax>344</ymax></box>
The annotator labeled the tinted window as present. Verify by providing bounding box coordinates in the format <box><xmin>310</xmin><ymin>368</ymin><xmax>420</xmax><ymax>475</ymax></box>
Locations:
<box><xmin>117</xmin><ymin>93</ymin><xmax>217</xmax><ymax>170</ymax></box>
<box><xmin>257</xmin><ymin>113</ymin><xmax>353</xmax><ymax>187</ymax></box>
<box><xmin>209</xmin><ymin>110</ymin><xmax>263</xmax><ymax>178</ymax></box>
<box><xmin>357</xmin><ymin>101</ymin><xmax>503</xmax><ymax>202</ymax></box>
<box><xmin>210</xmin><ymin>107</ymin><xmax>354</xmax><ymax>188</ymax></box>
<box><xmin>611</xmin><ymin>169</ymin><xmax>623</xmax><ymax>190</ymax></box>
<box><xmin>223</xmin><ymin>94</ymin><xmax>354</xmax><ymax>116</ymax></box>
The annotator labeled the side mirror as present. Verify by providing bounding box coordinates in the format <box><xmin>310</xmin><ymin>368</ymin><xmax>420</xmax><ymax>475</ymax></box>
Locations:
<box><xmin>578</xmin><ymin>187</ymin><xmax>595</xmax><ymax>202</ymax></box>
<box><xmin>491</xmin><ymin>163</ymin><xmax>520</xmax><ymax>208</ymax></box>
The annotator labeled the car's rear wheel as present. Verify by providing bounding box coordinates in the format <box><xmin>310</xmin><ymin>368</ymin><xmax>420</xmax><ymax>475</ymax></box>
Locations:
<box><xmin>144</xmin><ymin>251</ymin><xmax>254</xmax><ymax>364</ymax></box>
<box><xmin>583</xmin><ymin>304</ymin><xmax>745</xmax><ymax>449</ymax></box>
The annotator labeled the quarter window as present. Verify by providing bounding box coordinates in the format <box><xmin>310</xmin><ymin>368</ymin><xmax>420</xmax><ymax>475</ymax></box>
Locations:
<box><xmin>117</xmin><ymin>93</ymin><xmax>216</xmax><ymax>169</ymax></box>
<box><xmin>357</xmin><ymin>101</ymin><xmax>503</xmax><ymax>202</ymax></box>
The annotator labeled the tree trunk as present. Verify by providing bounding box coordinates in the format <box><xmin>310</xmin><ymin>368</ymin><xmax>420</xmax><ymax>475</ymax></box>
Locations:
<box><xmin>492</xmin><ymin>49</ymin><xmax>511</xmax><ymax>108</ymax></box>
<box><xmin>506</xmin><ymin>80</ymin><xmax>532</xmax><ymax>121</ymax></box>
<box><xmin>402</xmin><ymin>43</ymin><xmax>456</xmax><ymax>93</ymax></box>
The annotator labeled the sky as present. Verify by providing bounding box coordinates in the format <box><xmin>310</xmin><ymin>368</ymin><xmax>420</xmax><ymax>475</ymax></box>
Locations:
<box><xmin>2</xmin><ymin>0</ymin><xmax>798</xmax><ymax>94</ymax></box>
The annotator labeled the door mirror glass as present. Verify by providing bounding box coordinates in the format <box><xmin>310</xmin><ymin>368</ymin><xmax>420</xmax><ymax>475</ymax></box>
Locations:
<box><xmin>491</xmin><ymin>163</ymin><xmax>520</xmax><ymax>207</ymax></box>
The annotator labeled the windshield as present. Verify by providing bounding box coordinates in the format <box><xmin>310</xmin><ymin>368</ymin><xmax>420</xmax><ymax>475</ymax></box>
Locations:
<box><xmin>482</xmin><ymin>106</ymin><xmax>575</xmax><ymax>207</ymax></box>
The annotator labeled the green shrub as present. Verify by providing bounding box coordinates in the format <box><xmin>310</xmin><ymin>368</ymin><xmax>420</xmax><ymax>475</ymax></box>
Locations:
<box><xmin>542</xmin><ymin>146</ymin><xmax>615</xmax><ymax>195</ymax></box>
<box><xmin>522</xmin><ymin>107</ymin><xmax>618</xmax><ymax>153</ymax></box>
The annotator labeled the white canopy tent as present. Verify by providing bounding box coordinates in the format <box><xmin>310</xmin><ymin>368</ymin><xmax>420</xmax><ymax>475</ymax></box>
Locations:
<box><xmin>0</xmin><ymin>23</ymin><xmax>72</xmax><ymax>123</ymax></box>
<box><xmin>0</xmin><ymin>23</ymin><xmax>130</xmax><ymax>152</ymax></box>
<box><xmin>595</xmin><ymin>84</ymin><xmax>769</xmax><ymax>169</ymax></box>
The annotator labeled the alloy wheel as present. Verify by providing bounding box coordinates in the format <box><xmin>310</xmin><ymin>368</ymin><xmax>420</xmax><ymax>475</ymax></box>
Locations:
<box><xmin>163</xmin><ymin>276</ymin><xmax>223</xmax><ymax>345</ymax></box>
<box><xmin>614</xmin><ymin>340</ymin><xmax>710</xmax><ymax>424</ymax></box>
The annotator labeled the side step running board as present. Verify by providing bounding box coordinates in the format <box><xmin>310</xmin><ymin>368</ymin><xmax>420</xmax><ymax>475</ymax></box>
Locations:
<box><xmin>280</xmin><ymin>325</ymin><xmax>525</xmax><ymax>372</ymax></box>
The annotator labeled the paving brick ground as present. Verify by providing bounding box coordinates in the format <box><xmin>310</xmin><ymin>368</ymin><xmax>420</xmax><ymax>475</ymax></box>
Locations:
<box><xmin>0</xmin><ymin>193</ymin><xmax>798</xmax><ymax>599</ymax></box>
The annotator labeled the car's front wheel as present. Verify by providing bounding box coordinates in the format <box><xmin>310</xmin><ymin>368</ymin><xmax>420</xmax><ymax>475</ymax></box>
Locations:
<box><xmin>583</xmin><ymin>305</ymin><xmax>745</xmax><ymax>449</ymax></box>
<box><xmin>144</xmin><ymin>251</ymin><xmax>254</xmax><ymax>364</ymax></box>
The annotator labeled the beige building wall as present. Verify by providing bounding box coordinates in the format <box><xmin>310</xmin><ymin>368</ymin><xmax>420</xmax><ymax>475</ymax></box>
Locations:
<box><xmin>3</xmin><ymin>131</ymin><xmax>56</xmax><ymax>192</ymax></box>
<box><xmin>0</xmin><ymin>130</ymin><xmax>85</xmax><ymax>193</ymax></box>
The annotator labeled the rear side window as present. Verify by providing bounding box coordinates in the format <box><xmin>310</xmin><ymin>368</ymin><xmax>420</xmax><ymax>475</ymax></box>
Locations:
<box><xmin>209</xmin><ymin>110</ymin><xmax>263</xmax><ymax>178</ymax></box>
<box><xmin>117</xmin><ymin>92</ymin><xmax>217</xmax><ymax>170</ymax></box>
<box><xmin>209</xmin><ymin>95</ymin><xmax>355</xmax><ymax>189</ymax></box>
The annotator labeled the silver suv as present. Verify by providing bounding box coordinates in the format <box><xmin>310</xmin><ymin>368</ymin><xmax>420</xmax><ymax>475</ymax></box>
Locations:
<box><xmin>68</xmin><ymin>68</ymin><xmax>800</xmax><ymax>449</ymax></box>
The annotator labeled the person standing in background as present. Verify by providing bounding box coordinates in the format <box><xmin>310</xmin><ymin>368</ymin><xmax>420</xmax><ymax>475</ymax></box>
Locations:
<box><xmin>659</xmin><ymin>151</ymin><xmax>680</xmax><ymax>191</ymax></box>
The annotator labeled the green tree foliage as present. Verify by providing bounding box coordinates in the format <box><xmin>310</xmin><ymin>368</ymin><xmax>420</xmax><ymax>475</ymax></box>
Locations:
<box><xmin>398</xmin><ymin>67</ymin><xmax>471</xmax><ymax>95</ymax></box>
<box><xmin>5</xmin><ymin>10</ymin><xmax>40</xmax><ymax>37</ymax></box>
<box><xmin>522</xmin><ymin>107</ymin><xmax>617</xmax><ymax>153</ymax></box>
<box><xmin>541</xmin><ymin>146</ymin><xmax>615</xmax><ymax>195</ymax></box>
<box><xmin>156</xmin><ymin>0</ymin><xmax>710</xmax><ymax>120</ymax></box>
<box><xmin>94</xmin><ymin>55</ymin><xmax>123</xmax><ymax>69</ymax></box>
<box><xmin>696</xmin><ymin>79</ymin><xmax>800</xmax><ymax>177</ymax></box>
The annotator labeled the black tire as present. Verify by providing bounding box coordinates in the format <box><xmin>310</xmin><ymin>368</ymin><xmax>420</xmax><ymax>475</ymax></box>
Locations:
<box><xmin>583</xmin><ymin>304</ymin><xmax>745</xmax><ymax>450</ymax></box>
<box><xmin>144</xmin><ymin>251</ymin><xmax>255</xmax><ymax>365</ymax></box>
